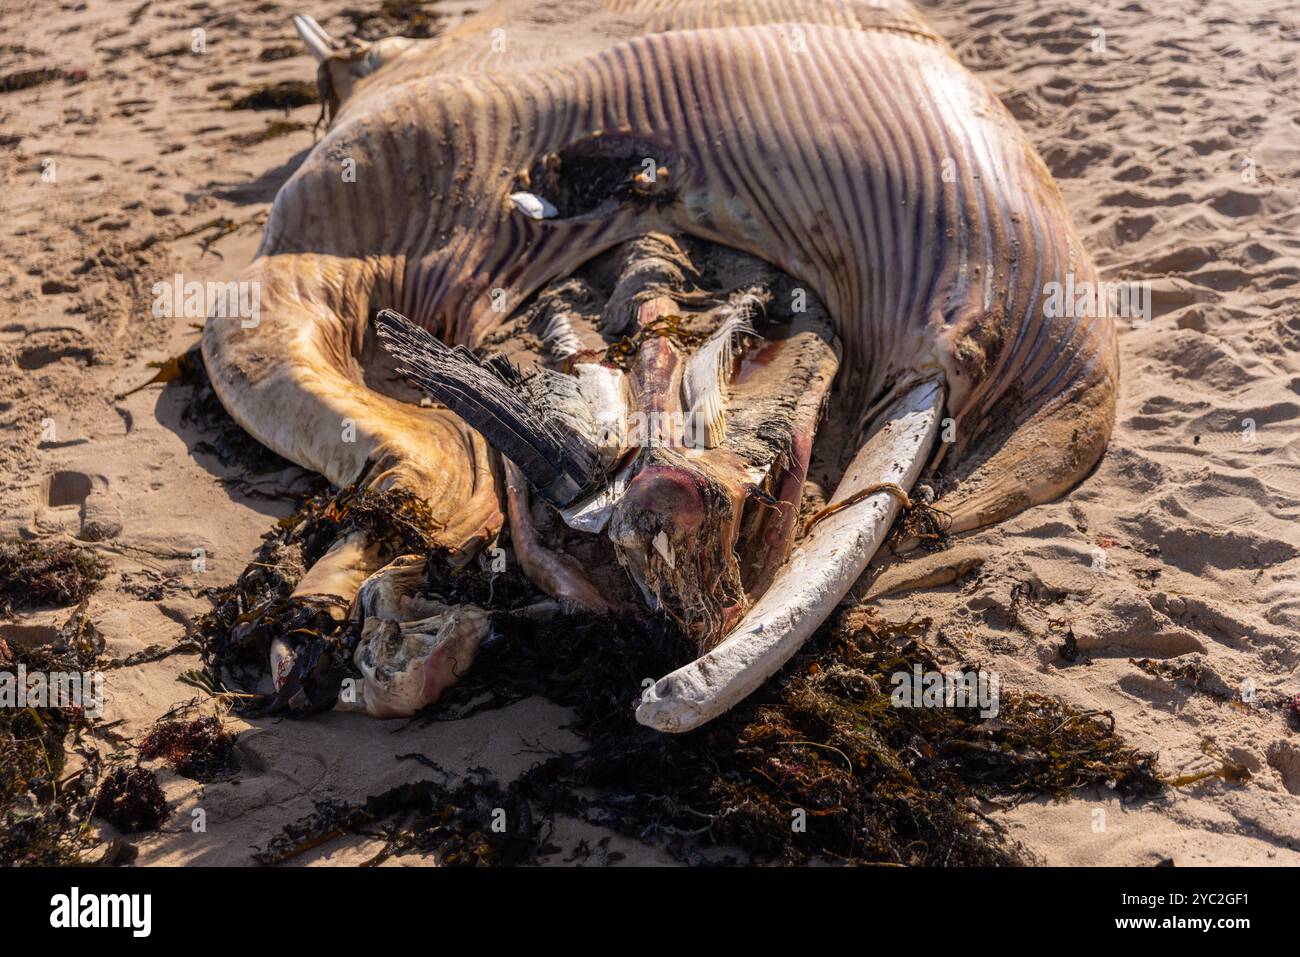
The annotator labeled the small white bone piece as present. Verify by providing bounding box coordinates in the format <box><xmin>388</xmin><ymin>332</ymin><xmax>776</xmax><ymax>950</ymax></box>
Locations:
<box><xmin>636</xmin><ymin>378</ymin><xmax>945</xmax><ymax>732</ymax></box>
<box><xmin>509</xmin><ymin>191</ymin><xmax>559</xmax><ymax>220</ymax></box>
<box><xmin>652</xmin><ymin>530</ymin><xmax>675</xmax><ymax>569</ymax></box>
<box><xmin>292</xmin><ymin>14</ymin><xmax>334</xmax><ymax>63</ymax></box>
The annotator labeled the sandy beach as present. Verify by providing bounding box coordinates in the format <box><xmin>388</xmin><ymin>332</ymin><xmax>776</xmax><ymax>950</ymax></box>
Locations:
<box><xmin>1</xmin><ymin>0</ymin><xmax>1297</xmax><ymax>866</ymax></box>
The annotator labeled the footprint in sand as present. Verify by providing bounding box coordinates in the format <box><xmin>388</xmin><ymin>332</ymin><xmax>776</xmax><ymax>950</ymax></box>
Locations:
<box><xmin>16</xmin><ymin>342</ymin><xmax>95</xmax><ymax>370</ymax></box>
<box><xmin>1265</xmin><ymin>740</ymin><xmax>1300</xmax><ymax>795</ymax></box>
<box><xmin>1070</xmin><ymin>594</ymin><xmax>1208</xmax><ymax>658</ymax></box>
<box><xmin>36</xmin><ymin>469</ymin><xmax>122</xmax><ymax>542</ymax></box>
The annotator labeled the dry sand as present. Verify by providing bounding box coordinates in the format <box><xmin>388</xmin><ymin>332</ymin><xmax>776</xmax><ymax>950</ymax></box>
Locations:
<box><xmin>0</xmin><ymin>0</ymin><xmax>1297</xmax><ymax>865</ymax></box>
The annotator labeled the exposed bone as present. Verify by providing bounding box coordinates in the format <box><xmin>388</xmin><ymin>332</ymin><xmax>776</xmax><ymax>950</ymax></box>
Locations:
<box><xmin>292</xmin><ymin>14</ymin><xmax>334</xmax><ymax>63</ymax></box>
<box><xmin>289</xmin><ymin>529</ymin><xmax>386</xmax><ymax>606</ymax></box>
<box><xmin>509</xmin><ymin>191</ymin><xmax>558</xmax><ymax>220</ymax></box>
<box><xmin>559</xmin><ymin>456</ymin><xmax>633</xmax><ymax>534</ymax></box>
<box><xmin>572</xmin><ymin>363</ymin><xmax>628</xmax><ymax>456</ymax></box>
<box><xmin>338</xmin><ymin>556</ymin><xmax>489</xmax><ymax>718</ymax></box>
<box><xmin>636</xmin><ymin>378</ymin><xmax>946</xmax><ymax>732</ymax></box>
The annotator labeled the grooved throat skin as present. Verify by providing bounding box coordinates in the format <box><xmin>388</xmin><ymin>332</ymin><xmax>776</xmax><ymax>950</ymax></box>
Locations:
<box><xmin>201</xmin><ymin>0</ymin><xmax>1118</xmax><ymax>722</ymax></box>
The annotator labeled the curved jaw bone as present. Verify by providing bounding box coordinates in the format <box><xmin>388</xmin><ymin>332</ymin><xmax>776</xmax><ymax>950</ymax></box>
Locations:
<box><xmin>636</xmin><ymin>378</ymin><xmax>946</xmax><ymax>732</ymax></box>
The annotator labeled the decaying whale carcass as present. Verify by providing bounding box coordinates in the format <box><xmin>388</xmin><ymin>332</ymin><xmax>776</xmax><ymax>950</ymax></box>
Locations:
<box><xmin>202</xmin><ymin>1</ymin><xmax>1118</xmax><ymax>731</ymax></box>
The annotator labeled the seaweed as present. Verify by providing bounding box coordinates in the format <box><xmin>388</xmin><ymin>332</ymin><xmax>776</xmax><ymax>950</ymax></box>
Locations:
<box><xmin>92</xmin><ymin>766</ymin><xmax>167</xmax><ymax>833</ymax></box>
<box><xmin>259</xmin><ymin>44</ymin><xmax>299</xmax><ymax>62</ymax></box>
<box><xmin>254</xmin><ymin>766</ymin><xmax>544</xmax><ymax>866</ymax></box>
<box><xmin>103</xmin><ymin>639</ymin><xmax>201</xmax><ymax>670</ymax></box>
<box><xmin>341</xmin><ymin>0</ymin><xmax>446</xmax><ymax>41</ymax></box>
<box><xmin>1129</xmin><ymin>656</ymin><xmax>1244</xmax><ymax>705</ymax></box>
<box><xmin>890</xmin><ymin>499</ymin><xmax>953</xmax><ymax>553</ymax></box>
<box><xmin>191</xmin><ymin>482</ymin><xmax>504</xmax><ymax>714</ymax></box>
<box><xmin>0</xmin><ymin>541</ymin><xmax>108</xmax><ymax>616</ymax></box>
<box><xmin>249</xmin><ymin>589</ymin><xmax>1164</xmax><ymax>865</ymax></box>
<box><xmin>0</xmin><ymin>67</ymin><xmax>62</xmax><ymax>94</ymax></box>
<box><xmin>191</xmin><ymin>529</ymin><xmax>308</xmax><ymax>692</ymax></box>
<box><xmin>438</xmin><ymin>604</ymin><xmax>1161</xmax><ymax>864</ymax></box>
<box><xmin>1161</xmin><ymin>738</ymin><xmax>1252</xmax><ymax>789</ymax></box>
<box><xmin>168</xmin><ymin>211</ymin><xmax>268</xmax><ymax>256</ymax></box>
<box><xmin>293</xmin><ymin>484</ymin><xmax>446</xmax><ymax>567</ymax></box>
<box><xmin>603</xmin><ymin>313</ymin><xmax>710</xmax><ymax>371</ymax></box>
<box><xmin>196</xmin><ymin>485</ymin><xmax>1165</xmax><ymax>865</ymax></box>
<box><xmin>0</xmin><ymin>624</ymin><xmax>104</xmax><ymax>865</ymax></box>
<box><xmin>138</xmin><ymin>716</ymin><xmax>237</xmax><ymax>781</ymax></box>
<box><xmin>233</xmin><ymin>119</ymin><xmax>308</xmax><ymax>146</ymax></box>
<box><xmin>229</xmin><ymin>80</ymin><xmax>320</xmax><ymax>112</ymax></box>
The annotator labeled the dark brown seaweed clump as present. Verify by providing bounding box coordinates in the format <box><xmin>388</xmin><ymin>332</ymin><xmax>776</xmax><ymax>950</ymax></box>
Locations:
<box><xmin>0</xmin><ymin>624</ymin><xmax>107</xmax><ymax>865</ymax></box>
<box><xmin>92</xmin><ymin>766</ymin><xmax>168</xmax><ymax>833</ymax></box>
<box><xmin>254</xmin><ymin>766</ymin><xmax>541</xmax><ymax>866</ymax></box>
<box><xmin>259</xmin><ymin>44</ymin><xmax>299</xmax><ymax>62</ymax></box>
<box><xmin>0</xmin><ymin>67</ymin><xmax>63</xmax><ymax>93</ymax></box>
<box><xmin>341</xmin><ymin>0</ymin><xmax>446</xmax><ymax>41</ymax></box>
<box><xmin>229</xmin><ymin>80</ymin><xmax>320</xmax><ymax>111</ymax></box>
<box><xmin>234</xmin><ymin>119</ymin><xmax>308</xmax><ymax>146</ymax></box>
<box><xmin>890</xmin><ymin>499</ymin><xmax>954</xmax><ymax>553</ymax></box>
<box><xmin>0</xmin><ymin>541</ymin><xmax>108</xmax><ymax>616</ymax></box>
<box><xmin>434</xmin><ymin>606</ymin><xmax>1162</xmax><ymax>864</ymax></box>
<box><xmin>139</xmin><ymin>717</ymin><xmax>238</xmax><ymax>781</ymax></box>
<box><xmin>0</xmin><ymin>693</ymin><xmax>93</xmax><ymax>862</ymax></box>
<box><xmin>249</xmin><ymin>587</ymin><xmax>1164</xmax><ymax>865</ymax></box>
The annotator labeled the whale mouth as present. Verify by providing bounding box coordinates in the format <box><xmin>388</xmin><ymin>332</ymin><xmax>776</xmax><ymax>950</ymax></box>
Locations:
<box><xmin>377</xmin><ymin>233</ymin><xmax>841</xmax><ymax>648</ymax></box>
<box><xmin>376</xmin><ymin>230</ymin><xmax>945</xmax><ymax>734</ymax></box>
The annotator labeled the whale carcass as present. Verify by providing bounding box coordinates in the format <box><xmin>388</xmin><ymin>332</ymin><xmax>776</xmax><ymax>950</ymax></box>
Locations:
<box><xmin>202</xmin><ymin>0</ymin><xmax>1118</xmax><ymax>731</ymax></box>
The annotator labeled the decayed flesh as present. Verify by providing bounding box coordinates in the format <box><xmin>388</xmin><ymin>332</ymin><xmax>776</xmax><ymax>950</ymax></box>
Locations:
<box><xmin>340</xmin><ymin>556</ymin><xmax>489</xmax><ymax>719</ymax></box>
<box><xmin>201</xmin><ymin>0</ymin><xmax>1119</xmax><ymax>725</ymax></box>
<box><xmin>638</xmin><ymin>378</ymin><xmax>945</xmax><ymax>731</ymax></box>
<box><xmin>382</xmin><ymin>234</ymin><xmax>841</xmax><ymax>650</ymax></box>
